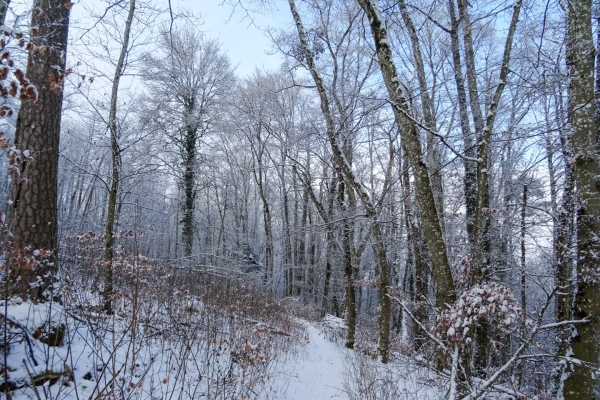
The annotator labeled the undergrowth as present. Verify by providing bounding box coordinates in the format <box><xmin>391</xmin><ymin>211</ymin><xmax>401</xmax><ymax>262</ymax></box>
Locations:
<box><xmin>0</xmin><ymin>233</ymin><xmax>306</xmax><ymax>399</ymax></box>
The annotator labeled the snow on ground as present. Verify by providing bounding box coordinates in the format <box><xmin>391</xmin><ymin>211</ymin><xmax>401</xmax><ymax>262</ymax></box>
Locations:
<box><xmin>278</xmin><ymin>318</ymin><xmax>442</xmax><ymax>400</ymax></box>
<box><xmin>283</xmin><ymin>321</ymin><xmax>349</xmax><ymax>399</ymax></box>
<box><xmin>2</xmin><ymin>300</ymin><xmax>445</xmax><ymax>399</ymax></box>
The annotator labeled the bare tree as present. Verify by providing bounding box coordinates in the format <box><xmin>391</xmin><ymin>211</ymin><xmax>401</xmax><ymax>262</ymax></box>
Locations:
<box><xmin>144</xmin><ymin>27</ymin><xmax>234</xmax><ymax>259</ymax></box>
<box><xmin>102</xmin><ymin>0</ymin><xmax>136</xmax><ymax>314</ymax></box>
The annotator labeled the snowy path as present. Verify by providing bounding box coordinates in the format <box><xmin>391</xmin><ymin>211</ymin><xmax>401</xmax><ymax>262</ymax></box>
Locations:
<box><xmin>283</xmin><ymin>322</ymin><xmax>349</xmax><ymax>399</ymax></box>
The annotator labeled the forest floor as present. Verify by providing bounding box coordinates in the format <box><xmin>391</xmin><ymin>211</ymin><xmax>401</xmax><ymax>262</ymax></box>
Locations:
<box><xmin>1</xmin><ymin>298</ymin><xmax>444</xmax><ymax>399</ymax></box>
<box><xmin>281</xmin><ymin>321</ymin><xmax>349</xmax><ymax>399</ymax></box>
<box><xmin>278</xmin><ymin>318</ymin><xmax>442</xmax><ymax>400</ymax></box>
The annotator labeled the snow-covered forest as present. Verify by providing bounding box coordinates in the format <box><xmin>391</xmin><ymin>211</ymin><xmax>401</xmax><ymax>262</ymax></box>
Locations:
<box><xmin>0</xmin><ymin>0</ymin><xmax>599</xmax><ymax>398</ymax></box>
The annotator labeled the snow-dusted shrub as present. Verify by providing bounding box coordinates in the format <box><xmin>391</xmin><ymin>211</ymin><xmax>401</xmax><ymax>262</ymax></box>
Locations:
<box><xmin>435</xmin><ymin>282</ymin><xmax>529</xmax><ymax>348</ymax></box>
<box><xmin>2</xmin><ymin>244</ymin><xmax>305</xmax><ymax>399</ymax></box>
<box><xmin>343</xmin><ymin>350</ymin><xmax>442</xmax><ymax>400</ymax></box>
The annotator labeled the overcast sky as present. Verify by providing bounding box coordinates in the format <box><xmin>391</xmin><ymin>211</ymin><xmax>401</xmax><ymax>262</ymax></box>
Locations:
<box><xmin>185</xmin><ymin>0</ymin><xmax>290</xmax><ymax>77</ymax></box>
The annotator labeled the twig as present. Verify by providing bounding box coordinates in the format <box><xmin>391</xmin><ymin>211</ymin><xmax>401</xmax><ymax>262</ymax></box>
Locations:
<box><xmin>387</xmin><ymin>293</ymin><xmax>448</xmax><ymax>351</ymax></box>
<box><xmin>0</xmin><ymin>314</ymin><xmax>38</xmax><ymax>366</ymax></box>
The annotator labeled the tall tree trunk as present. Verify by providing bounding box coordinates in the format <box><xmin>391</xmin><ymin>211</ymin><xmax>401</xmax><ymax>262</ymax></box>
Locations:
<box><xmin>456</xmin><ymin>0</ymin><xmax>484</xmax><ymax>136</ymax></box>
<box><xmin>448</xmin><ymin>0</ymin><xmax>477</xmax><ymax>245</ymax></box>
<box><xmin>552</xmin><ymin>91</ymin><xmax>576</xmax><ymax>396</ymax></box>
<box><xmin>296</xmin><ymin>182</ymin><xmax>310</xmax><ymax>296</ymax></box>
<box><xmin>103</xmin><ymin>0</ymin><xmax>136</xmax><ymax>314</ymax></box>
<box><xmin>281</xmin><ymin>163</ymin><xmax>293</xmax><ymax>296</ymax></box>
<box><xmin>595</xmin><ymin>0</ymin><xmax>600</xmax><ymax>139</ymax></box>
<box><xmin>182</xmin><ymin>126</ymin><xmax>197</xmax><ymax>258</ymax></box>
<box><xmin>250</xmin><ymin>127</ymin><xmax>274</xmax><ymax>286</ymax></box>
<box><xmin>0</xmin><ymin>0</ymin><xmax>9</xmax><ymax>27</ymax></box>
<box><xmin>7</xmin><ymin>0</ymin><xmax>70</xmax><ymax>302</ymax></box>
<box><xmin>336</xmin><ymin>170</ymin><xmax>357</xmax><ymax>349</ymax></box>
<box><xmin>354</xmin><ymin>0</ymin><xmax>456</xmax><ymax>311</ymax></box>
<box><xmin>471</xmin><ymin>0</ymin><xmax>523</xmax><ymax>281</ymax></box>
<box><xmin>321</xmin><ymin>168</ymin><xmax>338</xmax><ymax>316</ymax></box>
<box><xmin>398</xmin><ymin>0</ymin><xmax>445</xmax><ymax>231</ymax></box>
<box><xmin>401</xmin><ymin>152</ymin><xmax>427</xmax><ymax>350</ymax></box>
<box><xmin>520</xmin><ymin>185</ymin><xmax>527</xmax><ymax>315</ymax></box>
<box><xmin>467</xmin><ymin>0</ymin><xmax>522</xmax><ymax>374</ymax></box>
<box><xmin>563</xmin><ymin>0</ymin><xmax>600</xmax><ymax>397</ymax></box>
<box><xmin>287</xmin><ymin>0</ymin><xmax>394</xmax><ymax>361</ymax></box>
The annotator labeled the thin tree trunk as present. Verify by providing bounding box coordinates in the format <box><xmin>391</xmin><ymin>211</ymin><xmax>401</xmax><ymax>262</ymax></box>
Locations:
<box><xmin>520</xmin><ymin>185</ymin><xmax>527</xmax><ymax>314</ymax></box>
<box><xmin>321</xmin><ymin>169</ymin><xmax>338</xmax><ymax>316</ymax></box>
<box><xmin>282</xmin><ymin>163</ymin><xmax>293</xmax><ymax>296</ymax></box>
<box><xmin>287</xmin><ymin>0</ymin><xmax>394</xmax><ymax>361</ymax></box>
<box><xmin>293</xmin><ymin>165</ymin><xmax>346</xmax><ymax>327</ymax></box>
<box><xmin>252</xmin><ymin>131</ymin><xmax>274</xmax><ymax>286</ymax></box>
<box><xmin>471</xmin><ymin>0</ymin><xmax>523</xmax><ymax>281</ymax></box>
<box><xmin>103</xmin><ymin>0</ymin><xmax>136</xmax><ymax>314</ymax></box>
<box><xmin>456</xmin><ymin>0</ymin><xmax>484</xmax><ymax>135</ymax></box>
<box><xmin>296</xmin><ymin>185</ymin><xmax>309</xmax><ymax>296</ymax></box>
<box><xmin>448</xmin><ymin>0</ymin><xmax>477</xmax><ymax>245</ymax></box>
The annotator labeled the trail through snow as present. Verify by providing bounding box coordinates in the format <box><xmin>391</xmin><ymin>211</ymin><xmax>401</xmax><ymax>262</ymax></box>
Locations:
<box><xmin>283</xmin><ymin>322</ymin><xmax>349</xmax><ymax>399</ymax></box>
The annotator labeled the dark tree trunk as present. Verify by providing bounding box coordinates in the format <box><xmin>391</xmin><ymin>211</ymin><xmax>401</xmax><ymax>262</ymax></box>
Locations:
<box><xmin>337</xmin><ymin>171</ymin><xmax>356</xmax><ymax>349</ymax></box>
<box><xmin>7</xmin><ymin>0</ymin><xmax>70</xmax><ymax>302</ymax></box>
<box><xmin>447</xmin><ymin>0</ymin><xmax>477</xmax><ymax>245</ymax></box>
<box><xmin>563</xmin><ymin>0</ymin><xmax>600</xmax><ymax>397</ymax></box>
<box><xmin>0</xmin><ymin>0</ymin><xmax>10</xmax><ymax>27</ymax></box>
<box><xmin>182</xmin><ymin>126</ymin><xmax>197</xmax><ymax>258</ymax></box>
<box><xmin>102</xmin><ymin>0</ymin><xmax>135</xmax><ymax>314</ymax></box>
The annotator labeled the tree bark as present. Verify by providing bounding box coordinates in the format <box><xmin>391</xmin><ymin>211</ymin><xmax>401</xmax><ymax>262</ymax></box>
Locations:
<box><xmin>182</xmin><ymin>126</ymin><xmax>197</xmax><ymax>258</ymax></box>
<box><xmin>355</xmin><ymin>0</ymin><xmax>456</xmax><ymax>310</ymax></box>
<box><xmin>0</xmin><ymin>0</ymin><xmax>10</xmax><ymax>27</ymax></box>
<box><xmin>7</xmin><ymin>0</ymin><xmax>70</xmax><ymax>302</ymax></box>
<box><xmin>397</xmin><ymin>0</ymin><xmax>445</xmax><ymax>231</ymax></box>
<box><xmin>253</xmin><ymin>139</ymin><xmax>274</xmax><ymax>286</ymax></box>
<box><xmin>471</xmin><ymin>0</ymin><xmax>523</xmax><ymax>282</ymax></box>
<box><xmin>103</xmin><ymin>0</ymin><xmax>136</xmax><ymax>314</ymax></box>
<box><xmin>287</xmin><ymin>0</ymin><xmax>393</xmax><ymax>361</ymax></box>
<box><xmin>401</xmin><ymin>151</ymin><xmax>427</xmax><ymax>350</ymax></box>
<box><xmin>448</xmin><ymin>0</ymin><xmax>477</xmax><ymax>244</ymax></box>
<box><xmin>335</xmin><ymin>169</ymin><xmax>357</xmax><ymax>349</ymax></box>
<box><xmin>563</xmin><ymin>0</ymin><xmax>600</xmax><ymax>397</ymax></box>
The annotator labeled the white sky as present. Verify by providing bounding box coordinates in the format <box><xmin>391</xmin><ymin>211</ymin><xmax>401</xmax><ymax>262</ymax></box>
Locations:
<box><xmin>183</xmin><ymin>0</ymin><xmax>290</xmax><ymax>77</ymax></box>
